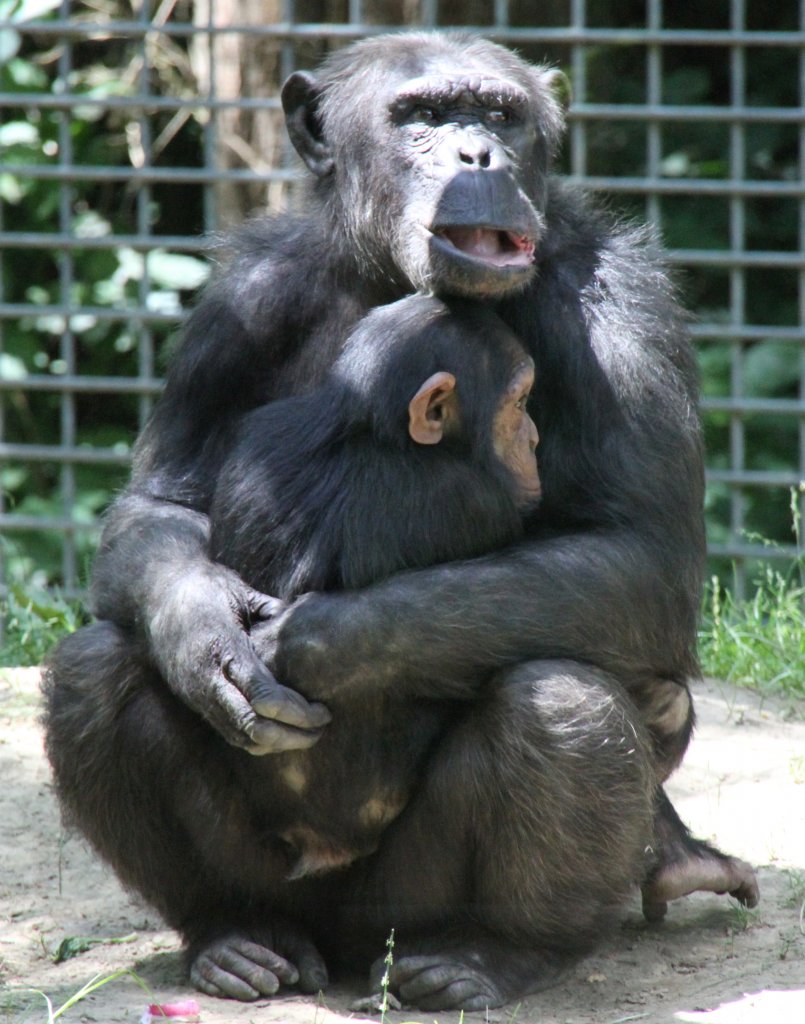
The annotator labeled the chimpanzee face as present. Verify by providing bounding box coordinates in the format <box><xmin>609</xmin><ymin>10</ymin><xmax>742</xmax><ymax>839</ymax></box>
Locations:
<box><xmin>405</xmin><ymin>343</ymin><xmax>540</xmax><ymax>510</ymax></box>
<box><xmin>492</xmin><ymin>358</ymin><xmax>541</xmax><ymax>509</ymax></box>
<box><xmin>385</xmin><ymin>63</ymin><xmax>544</xmax><ymax>298</ymax></box>
<box><xmin>282</xmin><ymin>35</ymin><xmax>567</xmax><ymax>298</ymax></box>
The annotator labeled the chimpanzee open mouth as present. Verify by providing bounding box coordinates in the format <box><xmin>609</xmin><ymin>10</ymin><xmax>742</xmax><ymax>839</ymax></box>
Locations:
<box><xmin>433</xmin><ymin>226</ymin><xmax>536</xmax><ymax>268</ymax></box>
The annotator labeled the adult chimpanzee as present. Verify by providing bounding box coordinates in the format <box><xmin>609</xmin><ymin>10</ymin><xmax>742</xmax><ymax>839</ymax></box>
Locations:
<box><xmin>206</xmin><ymin>294</ymin><xmax>542</xmax><ymax>880</ymax></box>
<box><xmin>43</xmin><ymin>31</ymin><xmax>758</xmax><ymax>1011</ymax></box>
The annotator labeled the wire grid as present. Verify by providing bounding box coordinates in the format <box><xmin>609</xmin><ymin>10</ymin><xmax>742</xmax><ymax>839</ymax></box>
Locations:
<box><xmin>0</xmin><ymin>0</ymin><xmax>803</xmax><ymax>601</ymax></box>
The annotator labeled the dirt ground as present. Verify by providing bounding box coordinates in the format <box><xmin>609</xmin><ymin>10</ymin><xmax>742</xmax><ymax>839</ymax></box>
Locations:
<box><xmin>1</xmin><ymin>667</ymin><xmax>804</xmax><ymax>1024</ymax></box>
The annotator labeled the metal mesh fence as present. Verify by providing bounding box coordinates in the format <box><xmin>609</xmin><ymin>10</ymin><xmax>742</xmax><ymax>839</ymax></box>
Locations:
<box><xmin>0</xmin><ymin>0</ymin><xmax>803</xmax><ymax>602</ymax></box>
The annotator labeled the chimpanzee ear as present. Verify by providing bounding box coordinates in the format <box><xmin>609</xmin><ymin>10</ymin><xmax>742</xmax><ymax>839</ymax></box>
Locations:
<box><xmin>408</xmin><ymin>372</ymin><xmax>458</xmax><ymax>446</ymax></box>
<box><xmin>281</xmin><ymin>71</ymin><xmax>334</xmax><ymax>178</ymax></box>
<box><xmin>541</xmin><ymin>68</ymin><xmax>572</xmax><ymax>111</ymax></box>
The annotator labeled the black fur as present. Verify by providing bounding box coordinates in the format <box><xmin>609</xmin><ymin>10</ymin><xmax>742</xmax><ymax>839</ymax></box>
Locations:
<box><xmin>210</xmin><ymin>295</ymin><xmax>527</xmax><ymax>596</ymax></box>
<box><xmin>42</xmin><ymin>32</ymin><xmax>757</xmax><ymax>1012</ymax></box>
<box><xmin>206</xmin><ymin>294</ymin><xmax>534</xmax><ymax>879</ymax></box>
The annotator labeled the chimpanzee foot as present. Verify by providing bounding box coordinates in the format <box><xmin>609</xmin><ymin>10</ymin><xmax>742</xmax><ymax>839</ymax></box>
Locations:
<box><xmin>370</xmin><ymin>933</ymin><xmax>569</xmax><ymax>1011</ymax></box>
<box><xmin>386</xmin><ymin>954</ymin><xmax>505</xmax><ymax>1011</ymax></box>
<box><xmin>189</xmin><ymin>929</ymin><xmax>328</xmax><ymax>1000</ymax></box>
<box><xmin>642</xmin><ymin>847</ymin><xmax>759</xmax><ymax>922</ymax></box>
<box><xmin>644</xmin><ymin>787</ymin><xmax>760</xmax><ymax>922</ymax></box>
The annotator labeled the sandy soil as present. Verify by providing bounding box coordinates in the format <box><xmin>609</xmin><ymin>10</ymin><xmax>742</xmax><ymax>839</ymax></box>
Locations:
<box><xmin>1</xmin><ymin>667</ymin><xmax>804</xmax><ymax>1024</ymax></box>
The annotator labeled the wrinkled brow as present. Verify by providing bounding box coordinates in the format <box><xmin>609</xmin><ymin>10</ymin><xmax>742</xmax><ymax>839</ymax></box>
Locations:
<box><xmin>389</xmin><ymin>76</ymin><xmax>530</xmax><ymax>116</ymax></box>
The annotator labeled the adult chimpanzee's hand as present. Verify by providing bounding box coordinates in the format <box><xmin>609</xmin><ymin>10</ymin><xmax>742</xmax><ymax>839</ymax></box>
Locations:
<box><xmin>146</xmin><ymin>562</ymin><xmax>332</xmax><ymax>754</ymax></box>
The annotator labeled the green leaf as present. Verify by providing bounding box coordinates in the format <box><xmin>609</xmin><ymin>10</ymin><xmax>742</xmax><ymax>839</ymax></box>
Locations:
<box><xmin>12</xmin><ymin>0</ymin><xmax>62</xmax><ymax>22</ymax></box>
<box><xmin>8</xmin><ymin>583</ymin><xmax>76</xmax><ymax>627</ymax></box>
<box><xmin>146</xmin><ymin>250</ymin><xmax>210</xmax><ymax>291</ymax></box>
<box><xmin>4</xmin><ymin>54</ymin><xmax>47</xmax><ymax>87</ymax></box>
<box><xmin>0</xmin><ymin>172</ymin><xmax>24</xmax><ymax>202</ymax></box>
<box><xmin>73</xmin><ymin>209</ymin><xmax>111</xmax><ymax>239</ymax></box>
<box><xmin>0</xmin><ymin>27</ymin><xmax>20</xmax><ymax>62</ymax></box>
<box><xmin>0</xmin><ymin>121</ymin><xmax>37</xmax><ymax>148</ymax></box>
<box><xmin>744</xmin><ymin>343</ymin><xmax>800</xmax><ymax>397</ymax></box>
<box><xmin>53</xmin><ymin>937</ymin><xmax>98</xmax><ymax>963</ymax></box>
<box><xmin>0</xmin><ymin>352</ymin><xmax>27</xmax><ymax>379</ymax></box>
<box><xmin>53</xmin><ymin>933</ymin><xmax>139</xmax><ymax>964</ymax></box>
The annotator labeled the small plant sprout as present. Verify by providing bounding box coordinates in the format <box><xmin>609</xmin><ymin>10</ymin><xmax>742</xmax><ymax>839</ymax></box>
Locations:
<box><xmin>379</xmin><ymin>929</ymin><xmax>395</xmax><ymax>1023</ymax></box>
<box><xmin>728</xmin><ymin>896</ymin><xmax>761</xmax><ymax>932</ymax></box>
<box><xmin>14</xmin><ymin>969</ymin><xmax>151</xmax><ymax>1024</ymax></box>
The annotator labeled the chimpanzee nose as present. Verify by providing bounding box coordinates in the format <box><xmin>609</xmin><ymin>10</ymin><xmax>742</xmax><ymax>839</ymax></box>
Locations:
<box><xmin>459</xmin><ymin>142</ymin><xmax>492</xmax><ymax>168</ymax></box>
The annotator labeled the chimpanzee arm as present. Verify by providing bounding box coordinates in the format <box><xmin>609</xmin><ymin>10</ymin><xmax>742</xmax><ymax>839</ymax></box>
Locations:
<box><xmin>90</xmin><ymin>212</ymin><xmax>702</xmax><ymax>736</ymax></box>
<box><xmin>90</xmin><ymin>491</ymin><xmax>331</xmax><ymax>753</ymax></box>
<box><xmin>251</xmin><ymin>520</ymin><xmax>703</xmax><ymax>702</ymax></box>
<box><xmin>254</xmin><ymin>217</ymin><xmax>707</xmax><ymax>703</ymax></box>
<box><xmin>88</xmin><ymin>220</ymin><xmax>345</xmax><ymax>754</ymax></box>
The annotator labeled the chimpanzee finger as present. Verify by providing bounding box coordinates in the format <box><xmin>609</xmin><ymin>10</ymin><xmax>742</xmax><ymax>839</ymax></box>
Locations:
<box><xmin>641</xmin><ymin>894</ymin><xmax>668</xmax><ymax>922</ymax></box>
<box><xmin>192</xmin><ymin>957</ymin><xmax>262</xmax><ymax>1001</ymax></box>
<box><xmin>203</xmin><ymin>667</ymin><xmax>327</xmax><ymax>754</ymax></box>
<box><xmin>230</xmin><ymin>937</ymin><xmax>301</xmax><ymax>985</ymax></box>
<box><xmin>219</xmin><ymin>688</ymin><xmax>327</xmax><ymax>754</ymax></box>
<box><xmin>222</xmin><ymin>651</ymin><xmax>331</xmax><ymax>730</ymax></box>
<box><xmin>280</xmin><ymin>935</ymin><xmax>329</xmax><ymax>993</ymax></box>
<box><xmin>245</xmin><ymin>717</ymin><xmax>328</xmax><ymax>754</ymax></box>
<box><xmin>391</xmin><ymin>956</ymin><xmax>504</xmax><ymax>1011</ymax></box>
<box><xmin>251</xmin><ymin>685</ymin><xmax>331</xmax><ymax>731</ymax></box>
<box><xmin>243</xmin><ymin>585</ymin><xmax>288</xmax><ymax>624</ymax></box>
<box><xmin>190</xmin><ymin>937</ymin><xmax>295</xmax><ymax>1000</ymax></box>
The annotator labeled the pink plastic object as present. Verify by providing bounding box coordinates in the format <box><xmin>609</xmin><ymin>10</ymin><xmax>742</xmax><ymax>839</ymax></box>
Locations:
<box><xmin>140</xmin><ymin>999</ymin><xmax>201</xmax><ymax>1023</ymax></box>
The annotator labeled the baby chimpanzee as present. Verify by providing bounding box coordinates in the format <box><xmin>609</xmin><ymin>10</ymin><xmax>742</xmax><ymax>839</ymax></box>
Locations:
<box><xmin>209</xmin><ymin>293</ymin><xmax>540</xmax><ymax>878</ymax></box>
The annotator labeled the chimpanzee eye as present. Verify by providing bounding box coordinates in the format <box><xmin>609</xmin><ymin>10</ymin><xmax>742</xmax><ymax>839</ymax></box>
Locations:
<box><xmin>411</xmin><ymin>105</ymin><xmax>440</xmax><ymax>124</ymax></box>
<box><xmin>486</xmin><ymin>108</ymin><xmax>511</xmax><ymax>125</ymax></box>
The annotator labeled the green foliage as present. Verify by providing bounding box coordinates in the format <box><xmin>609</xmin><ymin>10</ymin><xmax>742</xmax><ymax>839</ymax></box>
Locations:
<box><xmin>53</xmin><ymin>932</ymin><xmax>137</xmax><ymax>964</ymax></box>
<box><xmin>700</xmin><ymin>570</ymin><xmax>805</xmax><ymax>701</ymax></box>
<box><xmin>0</xmin><ymin>584</ymin><xmax>84</xmax><ymax>666</ymax></box>
<box><xmin>1</xmin><ymin>1</ymin><xmax>800</xmax><ymax>592</ymax></box>
<box><xmin>1</xmin><ymin>0</ymin><xmax>207</xmax><ymax>589</ymax></box>
<box><xmin>575</xmin><ymin>3</ymin><xmax>801</xmax><ymax>567</ymax></box>
<box><xmin>699</xmin><ymin>493</ymin><xmax>805</xmax><ymax>701</ymax></box>
<box><xmin>0</xmin><ymin>0</ymin><xmax>62</xmax><ymax>59</ymax></box>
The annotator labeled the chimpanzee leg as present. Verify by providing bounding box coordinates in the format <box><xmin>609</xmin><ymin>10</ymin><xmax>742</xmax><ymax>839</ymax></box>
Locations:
<box><xmin>338</xmin><ymin>659</ymin><xmax>656</xmax><ymax>1012</ymax></box>
<box><xmin>641</xmin><ymin>789</ymin><xmax>759</xmax><ymax>922</ymax></box>
<box><xmin>42</xmin><ymin>622</ymin><xmax>328</xmax><ymax>1000</ymax></box>
<box><xmin>624</xmin><ymin>675</ymin><xmax>759</xmax><ymax>921</ymax></box>
<box><xmin>628</xmin><ymin>676</ymin><xmax>695</xmax><ymax>781</ymax></box>
<box><xmin>623</xmin><ymin>676</ymin><xmax>759</xmax><ymax>921</ymax></box>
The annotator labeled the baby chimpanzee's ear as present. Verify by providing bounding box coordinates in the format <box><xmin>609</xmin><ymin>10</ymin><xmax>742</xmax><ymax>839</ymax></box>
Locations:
<box><xmin>408</xmin><ymin>372</ymin><xmax>458</xmax><ymax>445</ymax></box>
